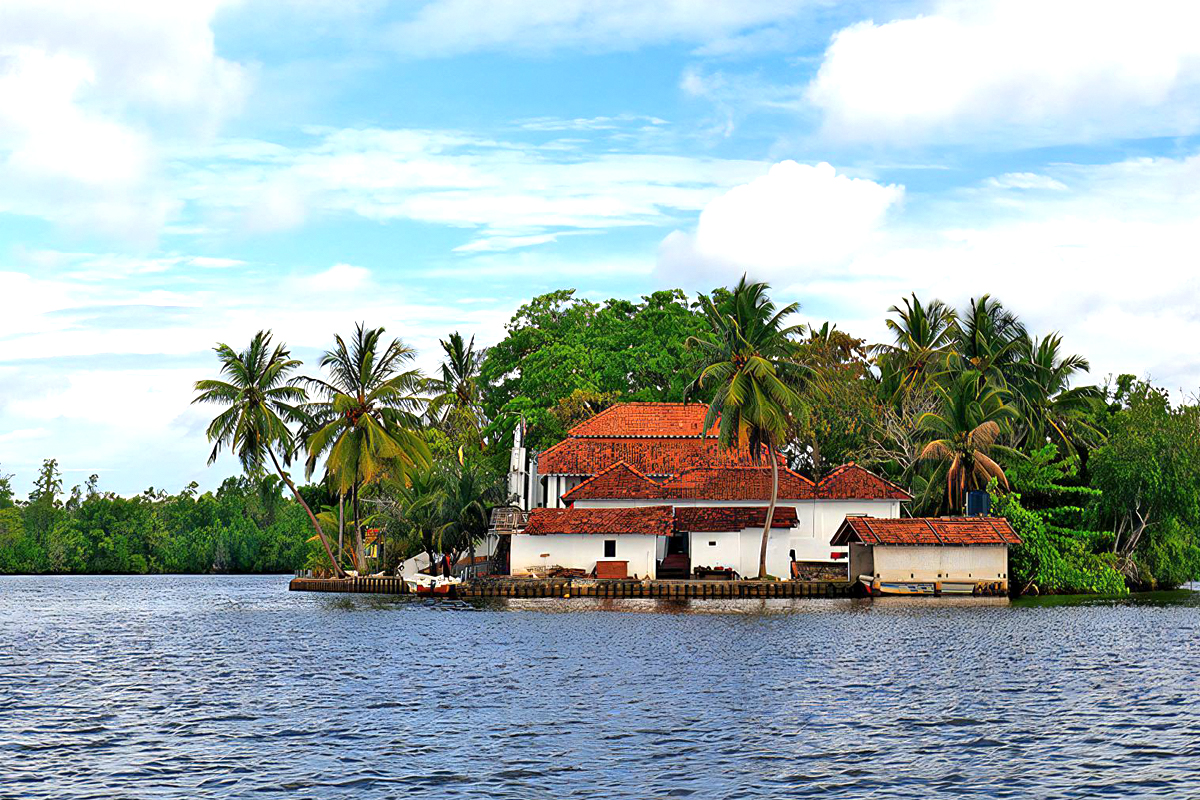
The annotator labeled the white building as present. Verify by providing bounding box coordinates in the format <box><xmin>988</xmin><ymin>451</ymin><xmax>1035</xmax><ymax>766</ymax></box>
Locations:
<box><xmin>832</xmin><ymin>515</ymin><xmax>1020</xmax><ymax>594</ymax></box>
<box><xmin>510</xmin><ymin>506</ymin><xmax>672</xmax><ymax>579</ymax></box>
<box><xmin>506</xmin><ymin>403</ymin><xmax>913</xmax><ymax>579</ymax></box>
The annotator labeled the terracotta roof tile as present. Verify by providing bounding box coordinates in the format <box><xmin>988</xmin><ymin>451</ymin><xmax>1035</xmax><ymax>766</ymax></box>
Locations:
<box><xmin>523</xmin><ymin>506</ymin><xmax>674</xmax><ymax>536</ymax></box>
<box><xmin>657</xmin><ymin>466</ymin><xmax>816</xmax><ymax>500</ymax></box>
<box><xmin>817</xmin><ymin>463</ymin><xmax>911</xmax><ymax>500</ymax></box>
<box><xmin>567</xmin><ymin>402</ymin><xmax>719</xmax><ymax>438</ymax></box>
<box><xmin>673</xmin><ymin>506</ymin><xmax>798</xmax><ymax>533</ymax></box>
<box><xmin>830</xmin><ymin>516</ymin><xmax>1021</xmax><ymax>547</ymax></box>
<box><xmin>560</xmin><ymin>461</ymin><xmax>662</xmax><ymax>502</ymax></box>
<box><xmin>538</xmin><ymin>437</ymin><xmax>777</xmax><ymax>477</ymax></box>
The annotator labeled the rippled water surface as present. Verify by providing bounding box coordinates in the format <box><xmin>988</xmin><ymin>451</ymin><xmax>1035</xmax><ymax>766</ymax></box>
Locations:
<box><xmin>3</xmin><ymin>576</ymin><xmax>1200</xmax><ymax>799</ymax></box>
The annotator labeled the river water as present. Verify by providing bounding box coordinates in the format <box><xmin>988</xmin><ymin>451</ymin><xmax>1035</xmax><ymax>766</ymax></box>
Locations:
<box><xmin>2</xmin><ymin>575</ymin><xmax>1199</xmax><ymax>799</ymax></box>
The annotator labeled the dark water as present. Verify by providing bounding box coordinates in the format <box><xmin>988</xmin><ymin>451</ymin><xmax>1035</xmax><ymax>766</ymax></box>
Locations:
<box><xmin>3</xmin><ymin>576</ymin><xmax>1200</xmax><ymax>799</ymax></box>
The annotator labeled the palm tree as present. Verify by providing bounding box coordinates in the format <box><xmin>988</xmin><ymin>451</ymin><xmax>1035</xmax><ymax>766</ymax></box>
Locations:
<box><xmin>436</xmin><ymin>460</ymin><xmax>505</xmax><ymax>571</ymax></box>
<box><xmin>687</xmin><ymin>276</ymin><xmax>806</xmax><ymax>579</ymax></box>
<box><xmin>917</xmin><ymin>370</ymin><xmax>1022</xmax><ymax>512</ymax></box>
<box><xmin>950</xmin><ymin>294</ymin><xmax>1027</xmax><ymax>387</ymax></box>
<box><xmin>302</xmin><ymin>324</ymin><xmax>431</xmax><ymax>572</ymax></box>
<box><xmin>193</xmin><ymin>331</ymin><xmax>344</xmax><ymax>577</ymax></box>
<box><xmin>394</xmin><ymin>463</ymin><xmax>446</xmax><ymax>570</ymax></box>
<box><xmin>873</xmin><ymin>293</ymin><xmax>957</xmax><ymax>397</ymax></box>
<box><xmin>425</xmin><ymin>331</ymin><xmax>485</xmax><ymax>438</ymax></box>
<box><xmin>1010</xmin><ymin>333</ymin><xmax>1104</xmax><ymax>453</ymax></box>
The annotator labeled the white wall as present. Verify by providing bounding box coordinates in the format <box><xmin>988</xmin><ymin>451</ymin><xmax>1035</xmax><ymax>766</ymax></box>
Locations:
<box><xmin>510</xmin><ymin>533</ymin><xmax>659</xmax><ymax>578</ymax></box>
<box><xmin>689</xmin><ymin>531</ymin><xmax>740</xmax><ymax>572</ymax></box>
<box><xmin>871</xmin><ymin>546</ymin><xmax>1009</xmax><ymax>583</ymax></box>
<box><xmin>570</xmin><ymin>497</ymin><xmax>901</xmax><ymax>563</ymax></box>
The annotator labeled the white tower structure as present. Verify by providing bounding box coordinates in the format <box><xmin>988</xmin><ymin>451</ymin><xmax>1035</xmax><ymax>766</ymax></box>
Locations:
<box><xmin>507</xmin><ymin>417</ymin><xmax>529</xmax><ymax>510</ymax></box>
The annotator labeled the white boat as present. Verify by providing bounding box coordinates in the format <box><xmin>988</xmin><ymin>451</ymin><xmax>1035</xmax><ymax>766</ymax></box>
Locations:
<box><xmin>403</xmin><ymin>573</ymin><xmax>463</xmax><ymax>596</ymax></box>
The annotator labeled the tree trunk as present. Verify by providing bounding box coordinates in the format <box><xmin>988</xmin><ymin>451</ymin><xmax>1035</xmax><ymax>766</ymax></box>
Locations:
<box><xmin>337</xmin><ymin>493</ymin><xmax>344</xmax><ymax>564</ymax></box>
<box><xmin>352</xmin><ymin>483</ymin><xmax>364</xmax><ymax>573</ymax></box>
<box><xmin>267</xmin><ymin>449</ymin><xmax>344</xmax><ymax>578</ymax></box>
<box><xmin>758</xmin><ymin>442</ymin><xmax>780</xmax><ymax>580</ymax></box>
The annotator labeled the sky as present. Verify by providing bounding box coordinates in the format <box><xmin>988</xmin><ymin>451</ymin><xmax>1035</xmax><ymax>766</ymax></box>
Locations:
<box><xmin>3</xmin><ymin>0</ymin><xmax>1200</xmax><ymax>496</ymax></box>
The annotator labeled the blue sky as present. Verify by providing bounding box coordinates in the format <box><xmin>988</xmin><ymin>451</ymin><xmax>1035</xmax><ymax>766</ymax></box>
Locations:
<box><xmin>3</xmin><ymin>0</ymin><xmax>1200</xmax><ymax>496</ymax></box>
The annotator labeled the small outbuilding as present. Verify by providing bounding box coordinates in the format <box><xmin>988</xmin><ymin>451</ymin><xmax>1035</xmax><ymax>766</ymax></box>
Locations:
<box><xmin>831</xmin><ymin>516</ymin><xmax>1021</xmax><ymax>595</ymax></box>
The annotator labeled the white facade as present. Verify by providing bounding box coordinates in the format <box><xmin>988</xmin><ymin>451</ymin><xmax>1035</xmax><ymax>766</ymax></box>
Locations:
<box><xmin>849</xmin><ymin>543</ymin><xmax>1009</xmax><ymax>583</ymax></box>
<box><xmin>574</xmin><ymin>497</ymin><xmax>901</xmax><ymax>563</ymax></box>
<box><xmin>510</xmin><ymin>533</ymin><xmax>659</xmax><ymax>578</ymax></box>
<box><xmin>687</xmin><ymin>528</ymin><xmax>803</xmax><ymax>579</ymax></box>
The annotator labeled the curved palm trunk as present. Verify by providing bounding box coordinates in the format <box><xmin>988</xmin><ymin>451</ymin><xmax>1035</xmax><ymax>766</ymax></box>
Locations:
<box><xmin>758</xmin><ymin>442</ymin><xmax>780</xmax><ymax>580</ymax></box>
<box><xmin>267</xmin><ymin>449</ymin><xmax>344</xmax><ymax>578</ymax></box>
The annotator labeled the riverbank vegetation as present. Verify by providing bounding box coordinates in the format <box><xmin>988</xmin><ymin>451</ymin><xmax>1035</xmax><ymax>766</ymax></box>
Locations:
<box><xmin>3</xmin><ymin>281</ymin><xmax>1199</xmax><ymax>593</ymax></box>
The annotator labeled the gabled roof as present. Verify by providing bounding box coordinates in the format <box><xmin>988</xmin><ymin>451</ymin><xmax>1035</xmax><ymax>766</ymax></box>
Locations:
<box><xmin>657</xmin><ymin>466</ymin><xmax>817</xmax><ymax>500</ymax></box>
<box><xmin>538</xmin><ymin>437</ymin><xmax>777</xmax><ymax>477</ymax></box>
<box><xmin>817</xmin><ymin>463</ymin><xmax>911</xmax><ymax>500</ymax></box>
<box><xmin>523</xmin><ymin>506</ymin><xmax>674</xmax><ymax>536</ymax></box>
<box><xmin>831</xmin><ymin>516</ymin><xmax>1021</xmax><ymax>547</ymax></box>
<box><xmin>561</xmin><ymin>461</ymin><xmax>662</xmax><ymax>502</ymax></box>
<box><xmin>567</xmin><ymin>402</ymin><xmax>718</xmax><ymax>438</ymax></box>
<box><xmin>673</xmin><ymin>506</ymin><xmax>798</xmax><ymax>533</ymax></box>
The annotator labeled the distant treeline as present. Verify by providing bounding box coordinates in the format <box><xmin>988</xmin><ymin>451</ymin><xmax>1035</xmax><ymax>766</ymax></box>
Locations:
<box><xmin>0</xmin><ymin>461</ymin><xmax>317</xmax><ymax>574</ymax></box>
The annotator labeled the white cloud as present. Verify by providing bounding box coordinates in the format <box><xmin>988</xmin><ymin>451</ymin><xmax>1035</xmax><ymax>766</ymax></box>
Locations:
<box><xmin>789</xmin><ymin>153</ymin><xmax>1200</xmax><ymax>390</ymax></box>
<box><xmin>0</xmin><ymin>1</ymin><xmax>247</xmax><ymax>236</ymax></box>
<box><xmin>294</xmin><ymin>263</ymin><xmax>372</xmax><ymax>293</ymax></box>
<box><xmin>985</xmin><ymin>172</ymin><xmax>1068</xmax><ymax>191</ymax></box>
<box><xmin>182</xmin><ymin>127</ymin><xmax>769</xmax><ymax>248</ymax></box>
<box><xmin>388</xmin><ymin>0</ymin><xmax>813</xmax><ymax>56</ymax></box>
<box><xmin>657</xmin><ymin>160</ymin><xmax>902</xmax><ymax>283</ymax></box>
<box><xmin>806</xmin><ymin>0</ymin><xmax>1200</xmax><ymax>145</ymax></box>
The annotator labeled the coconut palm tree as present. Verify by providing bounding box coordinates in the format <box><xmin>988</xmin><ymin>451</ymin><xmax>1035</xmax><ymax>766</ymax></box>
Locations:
<box><xmin>302</xmin><ymin>324</ymin><xmax>431</xmax><ymax>572</ymax></box>
<box><xmin>917</xmin><ymin>370</ymin><xmax>1022</xmax><ymax>512</ymax></box>
<box><xmin>1010</xmin><ymin>333</ymin><xmax>1105</xmax><ymax>453</ymax></box>
<box><xmin>950</xmin><ymin>294</ymin><xmax>1028</xmax><ymax>387</ymax></box>
<box><xmin>192</xmin><ymin>331</ymin><xmax>343</xmax><ymax>577</ymax></box>
<box><xmin>873</xmin><ymin>293</ymin><xmax>957</xmax><ymax>397</ymax></box>
<box><xmin>435</xmin><ymin>459</ymin><xmax>505</xmax><ymax>570</ymax></box>
<box><xmin>687</xmin><ymin>276</ymin><xmax>807</xmax><ymax>579</ymax></box>
<box><xmin>425</xmin><ymin>331</ymin><xmax>485</xmax><ymax>438</ymax></box>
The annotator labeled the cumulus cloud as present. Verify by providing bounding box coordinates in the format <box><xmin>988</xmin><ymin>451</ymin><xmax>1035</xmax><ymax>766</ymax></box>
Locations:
<box><xmin>790</xmin><ymin>154</ymin><xmax>1200</xmax><ymax>390</ymax></box>
<box><xmin>0</xmin><ymin>1</ymin><xmax>247</xmax><ymax>236</ymax></box>
<box><xmin>657</xmin><ymin>160</ymin><xmax>903</xmax><ymax>283</ymax></box>
<box><xmin>806</xmin><ymin>0</ymin><xmax>1200</xmax><ymax>145</ymax></box>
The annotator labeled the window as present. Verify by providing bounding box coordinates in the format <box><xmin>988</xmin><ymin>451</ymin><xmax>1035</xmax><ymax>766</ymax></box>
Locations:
<box><xmin>709</xmin><ymin>541</ymin><xmax>717</xmax><ymax>547</ymax></box>
<box><xmin>603</xmin><ymin>540</ymin><xmax>616</xmax><ymax>558</ymax></box>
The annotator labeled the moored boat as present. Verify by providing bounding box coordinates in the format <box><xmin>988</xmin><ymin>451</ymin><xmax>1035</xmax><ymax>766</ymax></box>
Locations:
<box><xmin>403</xmin><ymin>573</ymin><xmax>463</xmax><ymax>596</ymax></box>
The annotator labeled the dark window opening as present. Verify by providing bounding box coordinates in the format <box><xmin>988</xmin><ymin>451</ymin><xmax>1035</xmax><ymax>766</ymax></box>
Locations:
<box><xmin>603</xmin><ymin>540</ymin><xmax>616</xmax><ymax>558</ymax></box>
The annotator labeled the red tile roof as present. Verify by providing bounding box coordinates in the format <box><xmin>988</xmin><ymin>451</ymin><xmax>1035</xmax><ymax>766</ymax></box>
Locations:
<box><xmin>564</xmin><ymin>463</ymin><xmax>907</xmax><ymax>502</ymax></box>
<box><xmin>538</xmin><ymin>437</ymin><xmax>778</xmax><ymax>477</ymax></box>
<box><xmin>658</xmin><ymin>466</ymin><xmax>817</xmax><ymax>500</ymax></box>
<box><xmin>673</xmin><ymin>506</ymin><xmax>798</xmax><ymax>533</ymax></box>
<box><xmin>560</xmin><ymin>461</ymin><xmax>662</xmax><ymax>502</ymax></box>
<box><xmin>567</xmin><ymin>402</ymin><xmax>719</xmax><ymax>438</ymax></box>
<box><xmin>830</xmin><ymin>516</ymin><xmax>1021</xmax><ymax>547</ymax></box>
<box><xmin>817</xmin><ymin>463</ymin><xmax>911</xmax><ymax>500</ymax></box>
<box><xmin>523</xmin><ymin>506</ymin><xmax>674</xmax><ymax>536</ymax></box>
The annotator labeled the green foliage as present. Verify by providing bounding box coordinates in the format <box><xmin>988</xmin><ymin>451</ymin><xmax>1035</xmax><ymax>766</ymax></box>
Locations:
<box><xmin>480</xmin><ymin>289</ymin><xmax>711</xmax><ymax>451</ymax></box>
<box><xmin>1088</xmin><ymin>382</ymin><xmax>1200</xmax><ymax>585</ymax></box>
<box><xmin>992</xmin><ymin>487</ymin><xmax>1126</xmax><ymax>596</ymax></box>
<box><xmin>0</xmin><ymin>472</ymin><xmax>319</xmax><ymax>575</ymax></box>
